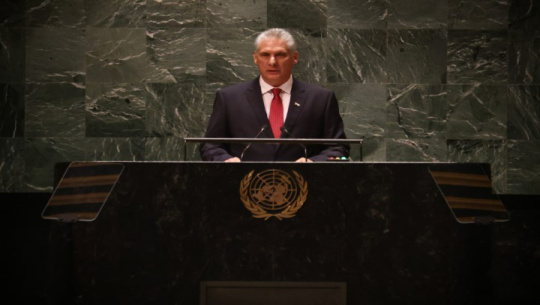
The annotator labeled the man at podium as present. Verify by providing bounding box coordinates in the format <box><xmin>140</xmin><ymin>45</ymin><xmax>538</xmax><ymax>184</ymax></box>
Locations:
<box><xmin>201</xmin><ymin>28</ymin><xmax>348</xmax><ymax>162</ymax></box>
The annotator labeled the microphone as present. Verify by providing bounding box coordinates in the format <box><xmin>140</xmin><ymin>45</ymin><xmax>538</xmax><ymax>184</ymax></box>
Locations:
<box><xmin>280</xmin><ymin>126</ymin><xmax>308</xmax><ymax>161</ymax></box>
<box><xmin>240</xmin><ymin>125</ymin><xmax>268</xmax><ymax>161</ymax></box>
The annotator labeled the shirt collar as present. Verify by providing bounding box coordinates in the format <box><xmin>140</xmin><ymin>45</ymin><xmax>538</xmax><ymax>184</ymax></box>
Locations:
<box><xmin>259</xmin><ymin>75</ymin><xmax>293</xmax><ymax>95</ymax></box>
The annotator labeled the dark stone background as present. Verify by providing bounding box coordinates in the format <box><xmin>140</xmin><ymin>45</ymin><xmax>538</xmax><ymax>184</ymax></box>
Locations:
<box><xmin>1</xmin><ymin>0</ymin><xmax>540</xmax><ymax>194</ymax></box>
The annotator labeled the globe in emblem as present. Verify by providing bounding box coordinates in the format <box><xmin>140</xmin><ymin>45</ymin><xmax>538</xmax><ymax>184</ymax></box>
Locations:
<box><xmin>249</xmin><ymin>169</ymin><xmax>299</xmax><ymax>211</ymax></box>
<box><xmin>240</xmin><ymin>169</ymin><xmax>308</xmax><ymax>220</ymax></box>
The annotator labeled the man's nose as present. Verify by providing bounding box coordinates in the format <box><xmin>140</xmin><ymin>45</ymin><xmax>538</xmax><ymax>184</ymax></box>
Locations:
<box><xmin>269</xmin><ymin>56</ymin><xmax>277</xmax><ymax>65</ymax></box>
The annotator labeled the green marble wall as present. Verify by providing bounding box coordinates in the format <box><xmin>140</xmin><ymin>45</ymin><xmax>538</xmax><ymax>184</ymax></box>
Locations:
<box><xmin>1</xmin><ymin>0</ymin><xmax>539</xmax><ymax>194</ymax></box>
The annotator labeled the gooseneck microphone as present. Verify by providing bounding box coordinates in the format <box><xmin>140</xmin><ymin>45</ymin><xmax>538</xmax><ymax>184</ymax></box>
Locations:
<box><xmin>280</xmin><ymin>126</ymin><xmax>308</xmax><ymax>161</ymax></box>
<box><xmin>240</xmin><ymin>125</ymin><xmax>268</xmax><ymax>161</ymax></box>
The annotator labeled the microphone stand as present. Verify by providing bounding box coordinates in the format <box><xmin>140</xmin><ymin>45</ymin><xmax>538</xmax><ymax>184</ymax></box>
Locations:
<box><xmin>280</xmin><ymin>127</ymin><xmax>308</xmax><ymax>161</ymax></box>
<box><xmin>240</xmin><ymin>125</ymin><xmax>268</xmax><ymax>161</ymax></box>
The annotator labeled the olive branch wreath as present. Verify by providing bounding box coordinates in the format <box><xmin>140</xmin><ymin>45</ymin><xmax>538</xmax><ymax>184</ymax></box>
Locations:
<box><xmin>240</xmin><ymin>170</ymin><xmax>308</xmax><ymax>220</ymax></box>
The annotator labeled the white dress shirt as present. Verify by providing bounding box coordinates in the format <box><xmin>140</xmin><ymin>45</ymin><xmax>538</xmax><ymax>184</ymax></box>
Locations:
<box><xmin>259</xmin><ymin>75</ymin><xmax>293</xmax><ymax>120</ymax></box>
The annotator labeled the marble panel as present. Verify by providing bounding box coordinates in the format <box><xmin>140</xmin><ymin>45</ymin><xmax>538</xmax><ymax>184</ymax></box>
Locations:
<box><xmin>145</xmin><ymin>136</ymin><xmax>201</xmax><ymax>161</ymax></box>
<box><xmin>327</xmin><ymin>0</ymin><xmax>388</xmax><ymax>29</ymax></box>
<box><xmin>187</xmin><ymin>145</ymin><xmax>204</xmax><ymax>162</ymax></box>
<box><xmin>25</xmin><ymin>0</ymin><xmax>86</xmax><ymax>27</ymax></box>
<box><xmin>146</xmin><ymin>82</ymin><xmax>208</xmax><ymax>137</ymax></box>
<box><xmin>448</xmin><ymin>0</ymin><xmax>508</xmax><ymax>30</ymax></box>
<box><xmin>447</xmin><ymin>139</ymin><xmax>507</xmax><ymax>194</ymax></box>
<box><xmin>86</xmin><ymin>28</ymin><xmax>147</xmax><ymax>83</ymax></box>
<box><xmin>386</xmin><ymin>0</ymin><xmax>447</xmax><ymax>29</ymax></box>
<box><xmin>0</xmin><ymin>138</ymin><xmax>25</xmax><ymax>192</ymax></box>
<box><xmin>385</xmin><ymin>138</ymin><xmax>447</xmax><ymax>161</ymax></box>
<box><xmin>0</xmin><ymin>0</ymin><xmax>26</xmax><ymax>27</ymax></box>
<box><xmin>386</xmin><ymin>84</ymin><xmax>447</xmax><ymax>139</ymax></box>
<box><xmin>25</xmin><ymin>27</ymin><xmax>85</xmax><ymax>83</ymax></box>
<box><xmin>507</xmin><ymin>140</ymin><xmax>540</xmax><ymax>194</ymax></box>
<box><xmin>84</xmin><ymin>0</ymin><xmax>145</xmax><ymax>27</ymax></box>
<box><xmin>328</xmin><ymin>83</ymin><xmax>386</xmax><ymax>139</ymax></box>
<box><xmin>268</xmin><ymin>0</ymin><xmax>327</xmax><ymax>29</ymax></box>
<box><xmin>509</xmin><ymin>0</ymin><xmax>540</xmax><ymax>31</ymax></box>
<box><xmin>146</xmin><ymin>28</ymin><xmax>206</xmax><ymax>83</ymax></box>
<box><xmin>325</xmin><ymin>29</ymin><xmax>386</xmax><ymax>84</ymax></box>
<box><xmin>0</xmin><ymin>84</ymin><xmax>25</xmax><ymax>137</ymax></box>
<box><xmin>86</xmin><ymin>83</ymin><xmax>147</xmax><ymax>137</ymax></box>
<box><xmin>386</xmin><ymin>29</ymin><xmax>447</xmax><ymax>84</ymax></box>
<box><xmin>147</xmin><ymin>0</ymin><xmax>206</xmax><ymax>28</ymax></box>
<box><xmin>144</xmin><ymin>137</ymin><xmax>185</xmax><ymax>161</ymax></box>
<box><xmin>203</xmin><ymin>81</ymin><xmax>227</xmax><ymax>131</ymax></box>
<box><xmin>0</xmin><ymin>28</ymin><xmax>25</xmax><ymax>83</ymax></box>
<box><xmin>508</xmin><ymin>30</ymin><xmax>540</xmax><ymax>85</ymax></box>
<box><xmin>205</xmin><ymin>81</ymin><xmax>229</xmax><ymax>106</ymax></box>
<box><xmin>206</xmin><ymin>0</ymin><xmax>266</xmax><ymax>28</ymax></box>
<box><xmin>446</xmin><ymin>85</ymin><xmax>507</xmax><ymax>139</ymax></box>
<box><xmin>507</xmin><ymin>85</ymin><xmax>540</xmax><ymax>139</ymax></box>
<box><xmin>360</xmin><ymin>136</ymin><xmax>386</xmax><ymax>161</ymax></box>
<box><xmin>206</xmin><ymin>28</ymin><xmax>260</xmax><ymax>84</ymax></box>
<box><xmin>23</xmin><ymin>137</ymin><xmax>85</xmax><ymax>192</ymax></box>
<box><xmin>447</xmin><ymin>30</ymin><xmax>508</xmax><ymax>84</ymax></box>
<box><xmin>289</xmin><ymin>29</ymin><xmax>326</xmax><ymax>85</ymax></box>
<box><xmin>330</xmin><ymin>83</ymin><xmax>387</xmax><ymax>160</ymax></box>
<box><xmin>85</xmin><ymin>137</ymin><xmax>146</xmax><ymax>161</ymax></box>
<box><xmin>25</xmin><ymin>83</ymin><xmax>85</xmax><ymax>138</ymax></box>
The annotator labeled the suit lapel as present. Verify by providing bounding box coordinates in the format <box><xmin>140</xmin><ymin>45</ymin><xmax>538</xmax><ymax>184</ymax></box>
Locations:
<box><xmin>245</xmin><ymin>78</ymin><xmax>274</xmax><ymax>138</ymax></box>
<box><xmin>283</xmin><ymin>79</ymin><xmax>307</xmax><ymax>135</ymax></box>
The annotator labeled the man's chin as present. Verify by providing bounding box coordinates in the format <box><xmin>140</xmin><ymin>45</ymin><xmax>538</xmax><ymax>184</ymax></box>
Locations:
<box><xmin>262</xmin><ymin>74</ymin><xmax>285</xmax><ymax>86</ymax></box>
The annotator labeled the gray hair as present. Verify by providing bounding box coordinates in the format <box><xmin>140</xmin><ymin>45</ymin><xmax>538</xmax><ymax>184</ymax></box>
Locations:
<box><xmin>254</xmin><ymin>28</ymin><xmax>297</xmax><ymax>52</ymax></box>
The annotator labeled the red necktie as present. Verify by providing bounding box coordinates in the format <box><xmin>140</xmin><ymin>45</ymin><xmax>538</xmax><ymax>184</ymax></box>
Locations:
<box><xmin>269</xmin><ymin>88</ymin><xmax>283</xmax><ymax>138</ymax></box>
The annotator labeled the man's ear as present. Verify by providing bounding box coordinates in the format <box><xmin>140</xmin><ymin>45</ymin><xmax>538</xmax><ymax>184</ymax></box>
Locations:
<box><xmin>293</xmin><ymin>51</ymin><xmax>298</xmax><ymax>64</ymax></box>
<box><xmin>253</xmin><ymin>52</ymin><xmax>258</xmax><ymax>64</ymax></box>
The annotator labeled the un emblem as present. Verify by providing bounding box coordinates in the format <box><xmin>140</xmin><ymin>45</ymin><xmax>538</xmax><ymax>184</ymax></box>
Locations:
<box><xmin>240</xmin><ymin>169</ymin><xmax>308</xmax><ymax>220</ymax></box>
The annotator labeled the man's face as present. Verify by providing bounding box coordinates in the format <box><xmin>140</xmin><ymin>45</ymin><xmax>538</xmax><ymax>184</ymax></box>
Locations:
<box><xmin>253</xmin><ymin>37</ymin><xmax>298</xmax><ymax>87</ymax></box>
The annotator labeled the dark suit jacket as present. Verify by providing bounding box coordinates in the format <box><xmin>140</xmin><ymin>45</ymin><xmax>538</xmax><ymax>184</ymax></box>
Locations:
<box><xmin>201</xmin><ymin>77</ymin><xmax>349</xmax><ymax>161</ymax></box>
